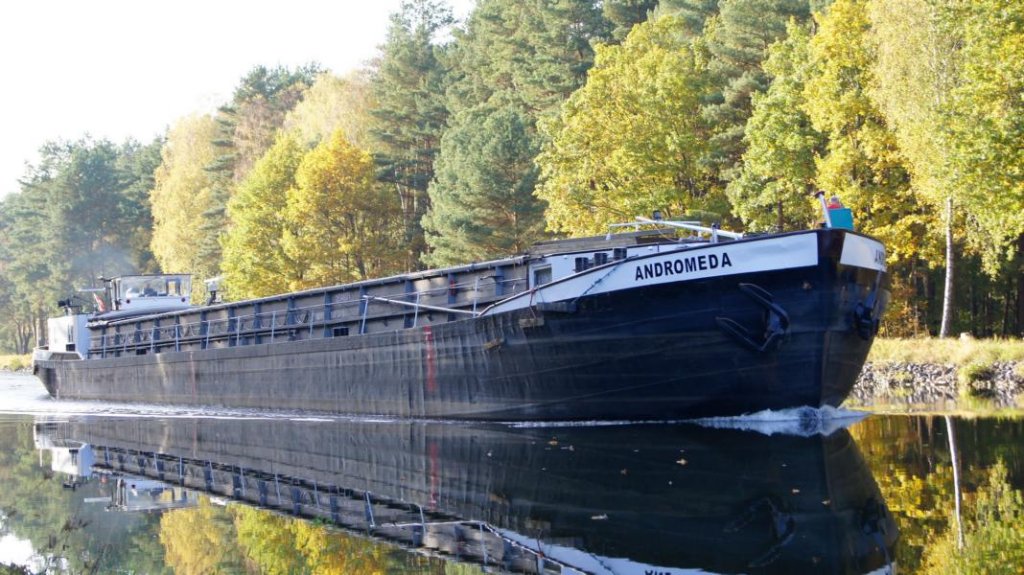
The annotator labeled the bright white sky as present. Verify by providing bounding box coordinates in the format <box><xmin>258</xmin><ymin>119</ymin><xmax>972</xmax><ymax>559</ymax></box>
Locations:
<box><xmin>0</xmin><ymin>533</ymin><xmax>36</xmax><ymax>569</ymax></box>
<box><xmin>0</xmin><ymin>0</ymin><xmax>474</xmax><ymax>198</ymax></box>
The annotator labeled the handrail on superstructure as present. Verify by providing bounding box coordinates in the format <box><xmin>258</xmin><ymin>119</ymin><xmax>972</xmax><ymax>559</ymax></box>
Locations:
<box><xmin>607</xmin><ymin>217</ymin><xmax>744</xmax><ymax>243</ymax></box>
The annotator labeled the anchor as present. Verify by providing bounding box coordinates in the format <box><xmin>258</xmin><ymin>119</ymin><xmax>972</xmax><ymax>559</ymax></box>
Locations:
<box><xmin>716</xmin><ymin>283</ymin><xmax>790</xmax><ymax>353</ymax></box>
<box><xmin>853</xmin><ymin>271</ymin><xmax>885</xmax><ymax>340</ymax></box>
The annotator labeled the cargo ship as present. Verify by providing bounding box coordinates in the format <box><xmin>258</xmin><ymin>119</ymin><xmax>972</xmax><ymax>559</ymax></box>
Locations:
<box><xmin>33</xmin><ymin>208</ymin><xmax>888</xmax><ymax>421</ymax></box>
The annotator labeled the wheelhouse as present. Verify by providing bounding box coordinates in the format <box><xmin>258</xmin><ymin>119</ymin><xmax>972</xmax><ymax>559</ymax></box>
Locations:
<box><xmin>112</xmin><ymin>274</ymin><xmax>191</xmax><ymax>314</ymax></box>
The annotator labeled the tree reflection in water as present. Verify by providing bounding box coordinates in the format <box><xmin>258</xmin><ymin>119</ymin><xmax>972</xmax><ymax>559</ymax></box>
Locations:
<box><xmin>3</xmin><ymin>414</ymin><xmax>1023</xmax><ymax>574</ymax></box>
<box><xmin>852</xmin><ymin>415</ymin><xmax>1024</xmax><ymax>573</ymax></box>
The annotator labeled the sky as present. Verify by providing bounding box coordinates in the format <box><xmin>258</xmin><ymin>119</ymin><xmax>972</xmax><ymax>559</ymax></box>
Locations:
<box><xmin>0</xmin><ymin>0</ymin><xmax>473</xmax><ymax>199</ymax></box>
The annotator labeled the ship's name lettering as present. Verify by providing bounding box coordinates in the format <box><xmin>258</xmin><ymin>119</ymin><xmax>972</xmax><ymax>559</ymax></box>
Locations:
<box><xmin>645</xmin><ymin>571</ymin><xmax>673</xmax><ymax>575</ymax></box>
<box><xmin>634</xmin><ymin>252</ymin><xmax>732</xmax><ymax>281</ymax></box>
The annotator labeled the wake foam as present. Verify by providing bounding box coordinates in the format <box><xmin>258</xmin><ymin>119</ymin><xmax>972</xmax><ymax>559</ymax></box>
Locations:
<box><xmin>690</xmin><ymin>405</ymin><xmax>867</xmax><ymax>437</ymax></box>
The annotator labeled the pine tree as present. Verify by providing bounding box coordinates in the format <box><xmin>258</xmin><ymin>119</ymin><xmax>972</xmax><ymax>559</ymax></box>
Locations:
<box><xmin>369</xmin><ymin>0</ymin><xmax>455</xmax><ymax>270</ymax></box>
<box><xmin>701</xmin><ymin>0</ymin><xmax>813</xmax><ymax>183</ymax></box>
<box><xmin>423</xmin><ymin>0</ymin><xmax>610</xmax><ymax>264</ymax></box>
<box><xmin>423</xmin><ymin>105</ymin><xmax>546</xmax><ymax>265</ymax></box>
<box><xmin>603</xmin><ymin>0</ymin><xmax>659</xmax><ymax>40</ymax></box>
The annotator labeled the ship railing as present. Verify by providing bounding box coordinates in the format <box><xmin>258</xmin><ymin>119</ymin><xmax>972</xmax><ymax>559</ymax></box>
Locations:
<box><xmin>608</xmin><ymin>216</ymin><xmax>743</xmax><ymax>243</ymax></box>
<box><xmin>89</xmin><ymin>275</ymin><xmax>526</xmax><ymax>358</ymax></box>
<box><xmin>92</xmin><ymin>442</ymin><xmax>586</xmax><ymax>574</ymax></box>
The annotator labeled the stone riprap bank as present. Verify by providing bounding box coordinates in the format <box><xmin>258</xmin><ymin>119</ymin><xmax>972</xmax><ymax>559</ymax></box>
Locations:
<box><xmin>851</xmin><ymin>361</ymin><xmax>1023</xmax><ymax>407</ymax></box>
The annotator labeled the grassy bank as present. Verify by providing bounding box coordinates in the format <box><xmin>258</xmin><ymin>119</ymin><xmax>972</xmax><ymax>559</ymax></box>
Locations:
<box><xmin>0</xmin><ymin>354</ymin><xmax>31</xmax><ymax>371</ymax></box>
<box><xmin>868</xmin><ymin>337</ymin><xmax>1024</xmax><ymax>369</ymax></box>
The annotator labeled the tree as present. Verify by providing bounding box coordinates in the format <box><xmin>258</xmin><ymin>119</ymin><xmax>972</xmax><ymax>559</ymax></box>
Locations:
<box><xmin>922</xmin><ymin>460</ymin><xmax>1024</xmax><ymax>573</ymax></box>
<box><xmin>35</xmin><ymin>139</ymin><xmax>144</xmax><ymax>291</ymax></box>
<box><xmin>804</xmin><ymin>0</ymin><xmax>938</xmax><ymax>335</ymax></box>
<box><xmin>0</xmin><ymin>137</ymin><xmax>159</xmax><ymax>350</ymax></box>
<box><xmin>946</xmin><ymin>0</ymin><xmax>1024</xmax><ymax>335</ymax></box>
<box><xmin>370</xmin><ymin>0</ymin><xmax>455</xmax><ymax>269</ymax></box>
<box><xmin>117</xmin><ymin>138</ymin><xmax>165</xmax><ymax>274</ymax></box>
<box><xmin>658</xmin><ymin>0</ymin><xmax>717</xmax><ymax>37</ymax></box>
<box><xmin>425</xmin><ymin>0</ymin><xmax>610</xmax><ymax>263</ymax></box>
<box><xmin>726</xmin><ymin>21</ymin><xmax>822</xmax><ymax>232</ymax></box>
<box><xmin>220</xmin><ymin>132</ymin><xmax>305</xmax><ymax>300</ymax></box>
<box><xmin>227</xmin><ymin>64</ymin><xmax>323</xmax><ymax>182</ymax></box>
<box><xmin>867</xmin><ymin>0</ymin><xmax>963</xmax><ymax>337</ymax></box>
<box><xmin>803</xmin><ymin>0</ymin><xmax>926</xmax><ymax>263</ymax></box>
<box><xmin>283</xmin><ymin>131</ymin><xmax>404</xmax><ymax>289</ymax></box>
<box><xmin>536</xmin><ymin>14</ymin><xmax>724</xmax><ymax>236</ymax></box>
<box><xmin>445</xmin><ymin>0</ymin><xmax>610</xmax><ymax>119</ymax></box>
<box><xmin>160</xmin><ymin>499</ymin><xmax>246</xmax><ymax>575</ymax></box>
<box><xmin>200</xmin><ymin>65</ymin><xmax>322</xmax><ymax>287</ymax></box>
<box><xmin>664</xmin><ymin>0</ymin><xmax>814</xmax><ymax>189</ymax></box>
<box><xmin>603</xmin><ymin>0</ymin><xmax>659</xmax><ymax>40</ymax></box>
<box><xmin>284</xmin><ymin>71</ymin><xmax>375</xmax><ymax>149</ymax></box>
<box><xmin>0</xmin><ymin>192</ymin><xmax>49</xmax><ymax>352</ymax></box>
<box><xmin>231</xmin><ymin>505</ymin><xmax>304</xmax><ymax>575</ymax></box>
<box><xmin>423</xmin><ymin>105</ymin><xmax>546</xmax><ymax>265</ymax></box>
<box><xmin>150</xmin><ymin>114</ymin><xmax>220</xmax><ymax>298</ymax></box>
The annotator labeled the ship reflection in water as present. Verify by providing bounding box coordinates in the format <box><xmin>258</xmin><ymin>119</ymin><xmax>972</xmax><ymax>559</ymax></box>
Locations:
<box><xmin>34</xmin><ymin>415</ymin><xmax>897</xmax><ymax>574</ymax></box>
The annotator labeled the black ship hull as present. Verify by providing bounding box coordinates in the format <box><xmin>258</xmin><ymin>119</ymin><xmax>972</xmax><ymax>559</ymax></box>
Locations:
<box><xmin>34</xmin><ymin>229</ymin><xmax>888</xmax><ymax>420</ymax></box>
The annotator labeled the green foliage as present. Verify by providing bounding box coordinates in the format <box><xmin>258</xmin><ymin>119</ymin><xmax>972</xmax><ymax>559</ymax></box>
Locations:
<box><xmin>946</xmin><ymin>0</ymin><xmax>1024</xmax><ymax>275</ymax></box>
<box><xmin>445</xmin><ymin>0</ymin><xmax>610</xmax><ymax>119</ymax></box>
<box><xmin>232</xmin><ymin>504</ymin><xmax>305</xmax><ymax>575</ymax></box>
<box><xmin>227</xmin><ymin>64</ymin><xmax>323</xmax><ymax>182</ymax></box>
<box><xmin>221</xmin><ymin>132</ymin><xmax>306</xmax><ymax>300</ymax></box>
<box><xmin>285</xmin><ymin>71</ymin><xmax>374</xmax><ymax>149</ymax></box>
<box><xmin>160</xmin><ymin>498</ymin><xmax>246</xmax><ymax>574</ymax></box>
<box><xmin>425</xmin><ymin>0</ymin><xmax>609</xmax><ymax>264</ymax></box>
<box><xmin>922</xmin><ymin>460</ymin><xmax>1024</xmax><ymax>573</ymax></box>
<box><xmin>958</xmin><ymin>361</ymin><xmax>996</xmax><ymax>398</ymax></box>
<box><xmin>423</xmin><ymin>105</ymin><xmax>547</xmax><ymax>265</ymax></box>
<box><xmin>370</xmin><ymin>0</ymin><xmax>455</xmax><ymax>269</ymax></box>
<box><xmin>198</xmin><ymin>64</ymin><xmax>322</xmax><ymax>289</ymax></box>
<box><xmin>537</xmin><ymin>15</ymin><xmax>726</xmax><ymax>235</ymax></box>
<box><xmin>284</xmin><ymin>131</ymin><xmax>405</xmax><ymax>289</ymax></box>
<box><xmin>867</xmin><ymin>0</ymin><xmax>960</xmax><ymax>212</ymax></box>
<box><xmin>690</xmin><ymin>0</ymin><xmax>813</xmax><ymax>185</ymax></box>
<box><xmin>150</xmin><ymin>114</ymin><xmax>221</xmax><ymax>299</ymax></box>
<box><xmin>804</xmin><ymin>0</ymin><xmax>935</xmax><ymax>279</ymax></box>
<box><xmin>116</xmin><ymin>138</ymin><xmax>165</xmax><ymax>275</ymax></box>
<box><xmin>0</xmin><ymin>137</ymin><xmax>160</xmax><ymax>351</ymax></box>
<box><xmin>603</xmin><ymin>0</ymin><xmax>659</xmax><ymax>40</ymax></box>
<box><xmin>727</xmin><ymin>21</ymin><xmax>822</xmax><ymax>232</ymax></box>
<box><xmin>658</xmin><ymin>0</ymin><xmax>717</xmax><ymax>38</ymax></box>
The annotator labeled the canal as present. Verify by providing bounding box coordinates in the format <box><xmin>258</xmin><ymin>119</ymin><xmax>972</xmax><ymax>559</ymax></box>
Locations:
<box><xmin>1</xmin><ymin>372</ymin><xmax>1021</xmax><ymax>574</ymax></box>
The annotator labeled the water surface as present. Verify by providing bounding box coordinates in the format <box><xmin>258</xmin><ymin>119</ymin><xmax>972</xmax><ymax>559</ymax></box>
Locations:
<box><xmin>1</xmin><ymin>372</ymin><xmax>1022</xmax><ymax>574</ymax></box>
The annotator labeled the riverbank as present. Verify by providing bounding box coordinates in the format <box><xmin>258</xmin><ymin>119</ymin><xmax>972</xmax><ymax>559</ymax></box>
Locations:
<box><xmin>0</xmin><ymin>354</ymin><xmax>30</xmax><ymax>372</ymax></box>
<box><xmin>851</xmin><ymin>360</ymin><xmax>1023</xmax><ymax>409</ymax></box>
<box><xmin>851</xmin><ymin>337</ymin><xmax>1024</xmax><ymax>410</ymax></box>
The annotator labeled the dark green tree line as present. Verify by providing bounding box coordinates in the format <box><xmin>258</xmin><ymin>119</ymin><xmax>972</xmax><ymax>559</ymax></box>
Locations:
<box><xmin>0</xmin><ymin>138</ymin><xmax>162</xmax><ymax>352</ymax></box>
